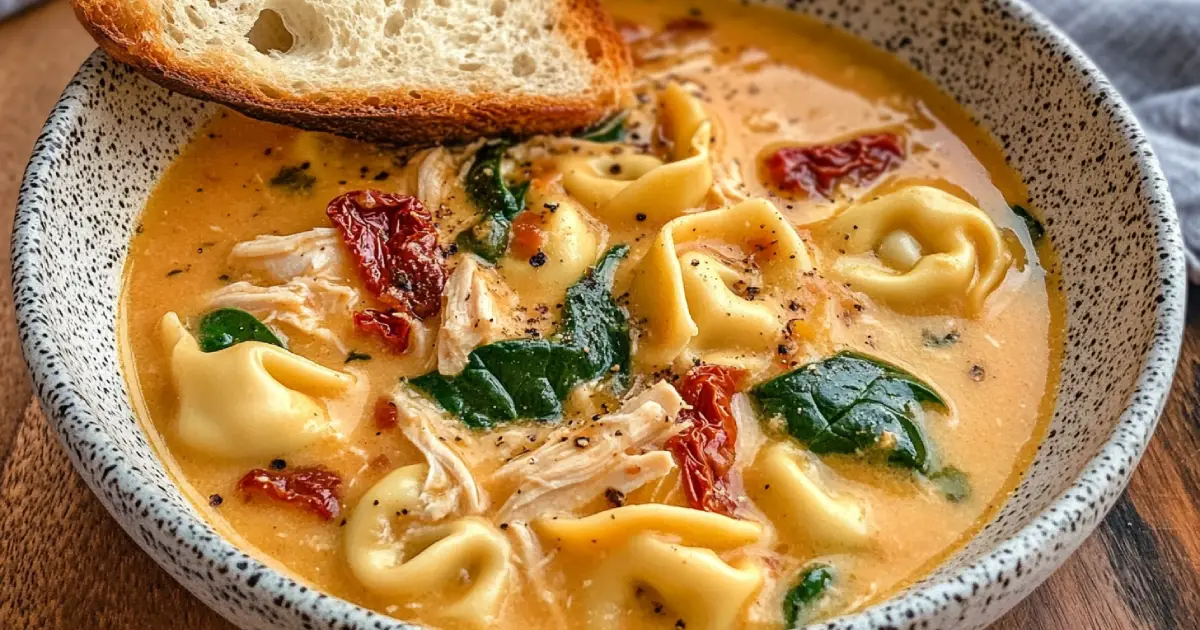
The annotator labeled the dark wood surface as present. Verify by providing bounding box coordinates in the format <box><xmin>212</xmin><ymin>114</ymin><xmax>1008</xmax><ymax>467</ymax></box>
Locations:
<box><xmin>0</xmin><ymin>2</ymin><xmax>1196</xmax><ymax>627</ymax></box>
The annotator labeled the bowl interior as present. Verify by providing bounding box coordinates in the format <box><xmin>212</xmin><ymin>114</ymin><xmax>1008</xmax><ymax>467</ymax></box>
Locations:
<box><xmin>13</xmin><ymin>2</ymin><xmax>1185</xmax><ymax>629</ymax></box>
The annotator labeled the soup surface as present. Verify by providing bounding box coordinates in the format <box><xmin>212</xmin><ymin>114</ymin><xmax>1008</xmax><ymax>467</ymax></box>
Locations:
<box><xmin>120</xmin><ymin>1</ymin><xmax>1064</xmax><ymax>628</ymax></box>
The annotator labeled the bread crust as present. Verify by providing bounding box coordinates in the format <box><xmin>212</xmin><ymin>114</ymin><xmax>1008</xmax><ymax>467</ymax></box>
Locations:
<box><xmin>72</xmin><ymin>0</ymin><xmax>632</xmax><ymax>145</ymax></box>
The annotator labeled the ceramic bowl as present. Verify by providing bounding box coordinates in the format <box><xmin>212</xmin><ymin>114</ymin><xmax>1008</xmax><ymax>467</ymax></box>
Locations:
<box><xmin>12</xmin><ymin>0</ymin><xmax>1186</xmax><ymax>628</ymax></box>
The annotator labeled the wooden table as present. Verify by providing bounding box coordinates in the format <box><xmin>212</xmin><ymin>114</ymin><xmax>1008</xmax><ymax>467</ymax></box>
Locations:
<box><xmin>0</xmin><ymin>2</ymin><xmax>1196</xmax><ymax>627</ymax></box>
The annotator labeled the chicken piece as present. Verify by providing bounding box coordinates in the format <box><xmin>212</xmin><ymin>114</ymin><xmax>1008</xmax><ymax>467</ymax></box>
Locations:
<box><xmin>416</xmin><ymin>147</ymin><xmax>456</xmax><ymax>212</ymax></box>
<box><xmin>491</xmin><ymin>382</ymin><xmax>687</xmax><ymax>522</ymax></box>
<box><xmin>390</xmin><ymin>385</ymin><xmax>489</xmax><ymax>520</ymax></box>
<box><xmin>436</xmin><ymin>255</ymin><xmax>515</xmax><ymax>375</ymax></box>
<box><xmin>209</xmin><ymin>277</ymin><xmax>358</xmax><ymax>351</ymax></box>
<box><xmin>228</xmin><ymin>227</ymin><xmax>347</xmax><ymax>283</ymax></box>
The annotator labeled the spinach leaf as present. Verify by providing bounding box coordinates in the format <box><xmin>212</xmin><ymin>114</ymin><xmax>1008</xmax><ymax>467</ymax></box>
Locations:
<box><xmin>197</xmin><ymin>308</ymin><xmax>284</xmax><ymax>353</ymax></box>
<box><xmin>928</xmin><ymin>465</ymin><xmax>971</xmax><ymax>503</ymax></box>
<box><xmin>1011</xmin><ymin>204</ymin><xmax>1044</xmax><ymax>243</ymax></box>
<box><xmin>575</xmin><ymin>111</ymin><xmax>628</xmax><ymax>143</ymax></box>
<box><xmin>560</xmin><ymin>245</ymin><xmax>632</xmax><ymax>390</ymax></box>
<box><xmin>751</xmin><ymin>351</ymin><xmax>944</xmax><ymax>471</ymax></box>
<box><xmin>411</xmin><ymin>246</ymin><xmax>630</xmax><ymax>428</ymax></box>
<box><xmin>345</xmin><ymin>350</ymin><xmax>372</xmax><ymax>364</ymax></box>
<box><xmin>457</xmin><ymin>141</ymin><xmax>528</xmax><ymax>263</ymax></box>
<box><xmin>269</xmin><ymin>164</ymin><xmax>316</xmax><ymax>192</ymax></box>
<box><xmin>782</xmin><ymin>564</ymin><xmax>835</xmax><ymax>628</ymax></box>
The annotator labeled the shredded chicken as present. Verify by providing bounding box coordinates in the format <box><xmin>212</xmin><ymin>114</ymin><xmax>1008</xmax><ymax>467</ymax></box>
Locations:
<box><xmin>506</xmin><ymin>522</ymin><xmax>569</xmax><ymax>628</ymax></box>
<box><xmin>491</xmin><ymin>382</ymin><xmax>687</xmax><ymax>522</ymax></box>
<box><xmin>732</xmin><ymin>392</ymin><xmax>767</xmax><ymax>471</ymax></box>
<box><xmin>228</xmin><ymin>227</ymin><xmax>346</xmax><ymax>283</ymax></box>
<box><xmin>209</xmin><ymin>278</ymin><xmax>358</xmax><ymax>351</ymax></box>
<box><xmin>390</xmin><ymin>386</ymin><xmax>488</xmax><ymax>520</ymax></box>
<box><xmin>415</xmin><ymin>147</ymin><xmax>456</xmax><ymax>211</ymax></box>
<box><xmin>436</xmin><ymin>255</ymin><xmax>513</xmax><ymax>375</ymax></box>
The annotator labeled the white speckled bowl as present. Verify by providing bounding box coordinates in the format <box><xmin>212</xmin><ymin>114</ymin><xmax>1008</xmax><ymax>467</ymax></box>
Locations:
<box><xmin>12</xmin><ymin>1</ymin><xmax>1186</xmax><ymax>628</ymax></box>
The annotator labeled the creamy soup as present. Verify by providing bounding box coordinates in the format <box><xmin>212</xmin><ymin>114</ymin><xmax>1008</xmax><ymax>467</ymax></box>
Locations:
<box><xmin>119</xmin><ymin>1</ymin><xmax>1064</xmax><ymax>628</ymax></box>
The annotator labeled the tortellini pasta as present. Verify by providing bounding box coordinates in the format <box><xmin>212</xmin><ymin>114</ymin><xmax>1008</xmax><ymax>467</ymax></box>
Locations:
<box><xmin>561</xmin><ymin>82</ymin><xmax>714</xmax><ymax>226</ymax></box>
<box><xmin>344</xmin><ymin>464</ymin><xmax>513</xmax><ymax>628</ymax></box>
<box><xmin>498</xmin><ymin>188</ymin><xmax>604</xmax><ymax>304</ymax></box>
<box><xmin>585</xmin><ymin>534</ymin><xmax>764</xmax><ymax>630</ymax></box>
<box><xmin>823</xmin><ymin>186</ymin><xmax>1012</xmax><ymax>313</ymax></box>
<box><xmin>535</xmin><ymin>505</ymin><xmax>764</xmax><ymax>630</ymax></box>
<box><xmin>747</xmin><ymin>442</ymin><xmax>872</xmax><ymax>550</ymax></box>
<box><xmin>534</xmin><ymin>504</ymin><xmax>763</xmax><ymax>551</ymax></box>
<box><xmin>159</xmin><ymin>312</ymin><xmax>355</xmax><ymax>459</ymax></box>
<box><xmin>627</xmin><ymin>197</ymin><xmax>818</xmax><ymax>371</ymax></box>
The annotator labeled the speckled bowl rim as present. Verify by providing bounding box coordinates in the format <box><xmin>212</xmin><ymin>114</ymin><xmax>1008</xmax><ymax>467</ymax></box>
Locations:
<box><xmin>12</xmin><ymin>1</ymin><xmax>1186</xmax><ymax>629</ymax></box>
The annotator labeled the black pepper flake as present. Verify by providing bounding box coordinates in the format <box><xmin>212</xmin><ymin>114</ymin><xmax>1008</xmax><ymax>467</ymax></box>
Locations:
<box><xmin>166</xmin><ymin>268</ymin><xmax>185</xmax><ymax>277</ymax></box>
<box><xmin>218</xmin><ymin>274</ymin><xmax>231</xmax><ymax>282</ymax></box>
<box><xmin>499</xmin><ymin>522</ymin><xmax>509</xmax><ymax>530</ymax></box>
<box><xmin>208</xmin><ymin>494</ymin><xmax>224</xmax><ymax>507</ymax></box>
<box><xmin>609</xmin><ymin>163</ymin><xmax>623</xmax><ymax>175</ymax></box>
<box><xmin>690</xmin><ymin>258</ymin><xmax>700</xmax><ymax>266</ymax></box>
<box><xmin>544</xmin><ymin>202</ymin><xmax>559</xmax><ymax>212</ymax></box>
<box><xmin>373</xmin><ymin>500</ymin><xmax>380</xmax><ymax>506</ymax></box>
<box><xmin>777</xmin><ymin>344</ymin><xmax>789</xmax><ymax>355</ymax></box>
<box><xmin>675</xmin><ymin>621</ymin><xmax>686</xmax><ymax>629</ymax></box>
<box><xmin>635</xmin><ymin>212</ymin><xmax>648</xmax><ymax>222</ymax></box>
<box><xmin>401</xmin><ymin>508</ymin><xmax>409</xmax><ymax>516</ymax></box>
<box><xmin>604</xmin><ymin>487</ymin><xmax>626</xmax><ymax>507</ymax></box>
<box><xmin>269</xmin><ymin>458</ymin><xmax>286</xmax><ymax>470</ymax></box>
<box><xmin>574</xmin><ymin>436</ymin><xmax>590</xmax><ymax>448</ymax></box>
<box><xmin>374</xmin><ymin>171</ymin><xmax>390</xmax><ymax>181</ymax></box>
<box><xmin>530</xmin><ymin>251</ymin><xmax>548</xmax><ymax>267</ymax></box>
<box><xmin>969</xmin><ymin>365</ymin><xmax>986</xmax><ymax>382</ymax></box>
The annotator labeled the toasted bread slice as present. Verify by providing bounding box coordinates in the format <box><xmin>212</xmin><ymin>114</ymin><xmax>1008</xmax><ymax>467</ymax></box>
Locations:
<box><xmin>73</xmin><ymin>0</ymin><xmax>632</xmax><ymax>145</ymax></box>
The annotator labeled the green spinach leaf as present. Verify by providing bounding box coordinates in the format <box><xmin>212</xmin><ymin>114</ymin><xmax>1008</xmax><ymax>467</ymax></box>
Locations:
<box><xmin>411</xmin><ymin>246</ymin><xmax>630</xmax><ymax>428</ymax></box>
<box><xmin>751</xmin><ymin>351</ymin><xmax>944</xmax><ymax>471</ymax></box>
<box><xmin>928</xmin><ymin>465</ymin><xmax>971</xmax><ymax>503</ymax></box>
<box><xmin>559</xmin><ymin>245</ymin><xmax>632</xmax><ymax>390</ymax></box>
<box><xmin>782</xmin><ymin>564</ymin><xmax>835</xmax><ymax>628</ymax></box>
<box><xmin>457</xmin><ymin>141</ymin><xmax>528</xmax><ymax>262</ymax></box>
<box><xmin>575</xmin><ymin>111</ymin><xmax>628</xmax><ymax>143</ymax></box>
<box><xmin>269</xmin><ymin>164</ymin><xmax>316</xmax><ymax>192</ymax></box>
<box><xmin>1011</xmin><ymin>204</ymin><xmax>1044</xmax><ymax>243</ymax></box>
<box><xmin>197</xmin><ymin>308</ymin><xmax>284</xmax><ymax>353</ymax></box>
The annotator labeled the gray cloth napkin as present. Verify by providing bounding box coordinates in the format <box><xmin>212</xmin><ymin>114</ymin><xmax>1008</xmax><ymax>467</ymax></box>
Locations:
<box><xmin>1028</xmin><ymin>0</ymin><xmax>1200</xmax><ymax>281</ymax></box>
<box><xmin>2</xmin><ymin>0</ymin><xmax>1195</xmax><ymax>277</ymax></box>
<box><xmin>0</xmin><ymin>0</ymin><xmax>42</xmax><ymax>20</ymax></box>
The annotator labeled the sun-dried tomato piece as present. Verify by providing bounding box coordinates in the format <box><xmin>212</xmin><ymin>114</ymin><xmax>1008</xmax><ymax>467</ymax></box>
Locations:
<box><xmin>764</xmin><ymin>133</ymin><xmax>906</xmax><ymax>199</ymax></box>
<box><xmin>326</xmin><ymin>190</ymin><xmax>445</xmax><ymax>318</ymax></box>
<box><xmin>374</xmin><ymin>396</ymin><xmax>399</xmax><ymax>430</ymax></box>
<box><xmin>353</xmin><ymin>309</ymin><xmax>413</xmax><ymax>352</ymax></box>
<box><xmin>666</xmin><ymin>364</ymin><xmax>746</xmax><ymax>516</ymax></box>
<box><xmin>237</xmin><ymin>466</ymin><xmax>343</xmax><ymax>520</ymax></box>
<box><xmin>509</xmin><ymin>211</ymin><xmax>547</xmax><ymax>260</ymax></box>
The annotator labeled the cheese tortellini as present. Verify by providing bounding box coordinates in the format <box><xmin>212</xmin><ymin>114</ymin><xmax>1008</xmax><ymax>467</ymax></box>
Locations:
<box><xmin>159</xmin><ymin>312</ymin><xmax>355</xmax><ymax>459</ymax></box>
<box><xmin>747</xmin><ymin>443</ymin><xmax>872</xmax><ymax>550</ymax></box>
<box><xmin>586</xmin><ymin>535</ymin><xmax>763</xmax><ymax>630</ymax></box>
<box><xmin>627</xmin><ymin>198</ymin><xmax>818</xmax><ymax>371</ymax></box>
<box><xmin>561</xmin><ymin>82</ymin><xmax>713</xmax><ymax>226</ymax></box>
<box><xmin>538</xmin><ymin>505</ymin><xmax>764</xmax><ymax>630</ymax></box>
<box><xmin>498</xmin><ymin>187</ymin><xmax>604</xmax><ymax>304</ymax></box>
<box><xmin>344</xmin><ymin>464</ymin><xmax>513</xmax><ymax>628</ymax></box>
<box><xmin>823</xmin><ymin>186</ymin><xmax>1012</xmax><ymax>313</ymax></box>
<box><xmin>534</xmin><ymin>504</ymin><xmax>763</xmax><ymax>551</ymax></box>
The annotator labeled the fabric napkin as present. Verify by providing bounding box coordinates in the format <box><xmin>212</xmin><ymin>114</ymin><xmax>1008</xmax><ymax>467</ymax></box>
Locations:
<box><xmin>0</xmin><ymin>0</ymin><xmax>42</xmax><ymax>20</ymax></box>
<box><xmin>1028</xmin><ymin>0</ymin><xmax>1200</xmax><ymax>281</ymax></box>
<box><xmin>2</xmin><ymin>0</ymin><xmax>1196</xmax><ymax>275</ymax></box>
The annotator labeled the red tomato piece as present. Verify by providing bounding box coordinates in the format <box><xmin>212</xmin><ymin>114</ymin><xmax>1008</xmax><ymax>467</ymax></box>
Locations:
<box><xmin>764</xmin><ymin>133</ymin><xmax>905</xmax><ymax>198</ymax></box>
<box><xmin>666</xmin><ymin>364</ymin><xmax>746</xmax><ymax>516</ymax></box>
<box><xmin>237</xmin><ymin>466</ymin><xmax>343</xmax><ymax>520</ymax></box>
<box><xmin>374</xmin><ymin>396</ymin><xmax>399</xmax><ymax>430</ymax></box>
<box><xmin>353</xmin><ymin>309</ymin><xmax>413</xmax><ymax>352</ymax></box>
<box><xmin>326</xmin><ymin>190</ymin><xmax>445</xmax><ymax>318</ymax></box>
